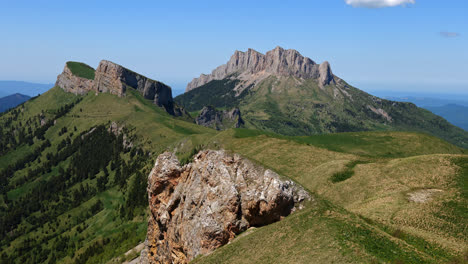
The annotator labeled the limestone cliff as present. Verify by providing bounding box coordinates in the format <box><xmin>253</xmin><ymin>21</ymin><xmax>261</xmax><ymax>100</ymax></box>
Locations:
<box><xmin>142</xmin><ymin>150</ymin><xmax>309</xmax><ymax>263</ymax></box>
<box><xmin>186</xmin><ymin>46</ymin><xmax>335</xmax><ymax>92</ymax></box>
<box><xmin>93</xmin><ymin>60</ymin><xmax>173</xmax><ymax>109</ymax></box>
<box><xmin>195</xmin><ymin>106</ymin><xmax>244</xmax><ymax>130</ymax></box>
<box><xmin>55</xmin><ymin>62</ymin><xmax>95</xmax><ymax>95</ymax></box>
<box><xmin>56</xmin><ymin>60</ymin><xmax>183</xmax><ymax>116</ymax></box>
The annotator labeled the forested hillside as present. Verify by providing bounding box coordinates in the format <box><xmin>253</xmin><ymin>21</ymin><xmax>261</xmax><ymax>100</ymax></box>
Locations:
<box><xmin>0</xmin><ymin>86</ymin><xmax>213</xmax><ymax>263</ymax></box>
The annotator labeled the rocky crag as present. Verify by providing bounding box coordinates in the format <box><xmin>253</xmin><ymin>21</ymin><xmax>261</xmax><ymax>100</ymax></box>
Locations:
<box><xmin>175</xmin><ymin>47</ymin><xmax>468</xmax><ymax>148</ymax></box>
<box><xmin>55</xmin><ymin>62</ymin><xmax>95</xmax><ymax>95</ymax></box>
<box><xmin>141</xmin><ymin>150</ymin><xmax>309</xmax><ymax>263</ymax></box>
<box><xmin>55</xmin><ymin>60</ymin><xmax>184</xmax><ymax>116</ymax></box>
<box><xmin>195</xmin><ymin>106</ymin><xmax>244</xmax><ymax>130</ymax></box>
<box><xmin>186</xmin><ymin>46</ymin><xmax>335</xmax><ymax>92</ymax></box>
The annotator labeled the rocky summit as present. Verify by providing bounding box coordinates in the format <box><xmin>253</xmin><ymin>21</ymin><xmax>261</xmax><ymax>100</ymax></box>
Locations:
<box><xmin>142</xmin><ymin>150</ymin><xmax>310</xmax><ymax>264</ymax></box>
<box><xmin>176</xmin><ymin>47</ymin><xmax>468</xmax><ymax>149</ymax></box>
<box><xmin>55</xmin><ymin>62</ymin><xmax>95</xmax><ymax>95</ymax></box>
<box><xmin>56</xmin><ymin>60</ymin><xmax>184</xmax><ymax>116</ymax></box>
<box><xmin>93</xmin><ymin>60</ymin><xmax>173</xmax><ymax>108</ymax></box>
<box><xmin>186</xmin><ymin>46</ymin><xmax>335</xmax><ymax>92</ymax></box>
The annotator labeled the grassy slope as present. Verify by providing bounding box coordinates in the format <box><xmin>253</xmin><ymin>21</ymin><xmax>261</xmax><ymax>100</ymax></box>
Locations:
<box><xmin>2</xmin><ymin>86</ymin><xmax>467</xmax><ymax>263</ymax></box>
<box><xmin>0</xmin><ymin>86</ymin><xmax>216</xmax><ymax>264</ymax></box>
<box><xmin>66</xmin><ymin>62</ymin><xmax>95</xmax><ymax>80</ymax></box>
<box><xmin>192</xmin><ymin>129</ymin><xmax>468</xmax><ymax>263</ymax></box>
<box><xmin>175</xmin><ymin>76</ymin><xmax>468</xmax><ymax>149</ymax></box>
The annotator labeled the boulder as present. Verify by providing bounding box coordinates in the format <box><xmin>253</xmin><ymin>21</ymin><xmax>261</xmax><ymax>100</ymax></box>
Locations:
<box><xmin>142</xmin><ymin>150</ymin><xmax>310</xmax><ymax>263</ymax></box>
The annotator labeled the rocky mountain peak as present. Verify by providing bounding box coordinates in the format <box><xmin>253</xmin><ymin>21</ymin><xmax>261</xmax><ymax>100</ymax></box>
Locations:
<box><xmin>186</xmin><ymin>46</ymin><xmax>335</xmax><ymax>92</ymax></box>
<box><xmin>55</xmin><ymin>60</ymin><xmax>185</xmax><ymax>116</ymax></box>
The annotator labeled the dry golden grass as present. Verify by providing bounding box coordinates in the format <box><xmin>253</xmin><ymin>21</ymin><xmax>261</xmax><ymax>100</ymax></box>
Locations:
<box><xmin>211</xmin><ymin>132</ymin><xmax>468</xmax><ymax>255</ymax></box>
<box><xmin>216</xmin><ymin>134</ymin><xmax>356</xmax><ymax>186</ymax></box>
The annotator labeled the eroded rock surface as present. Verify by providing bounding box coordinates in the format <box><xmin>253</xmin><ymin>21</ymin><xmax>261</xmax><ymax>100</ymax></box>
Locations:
<box><xmin>56</xmin><ymin>60</ymin><xmax>184</xmax><ymax>116</ymax></box>
<box><xmin>186</xmin><ymin>46</ymin><xmax>335</xmax><ymax>92</ymax></box>
<box><xmin>142</xmin><ymin>150</ymin><xmax>309</xmax><ymax>263</ymax></box>
<box><xmin>93</xmin><ymin>60</ymin><xmax>173</xmax><ymax>109</ymax></box>
<box><xmin>195</xmin><ymin>106</ymin><xmax>244</xmax><ymax>130</ymax></box>
<box><xmin>55</xmin><ymin>63</ymin><xmax>94</xmax><ymax>95</ymax></box>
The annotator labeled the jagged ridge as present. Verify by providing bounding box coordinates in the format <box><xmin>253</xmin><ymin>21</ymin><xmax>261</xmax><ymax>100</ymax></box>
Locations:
<box><xmin>186</xmin><ymin>46</ymin><xmax>335</xmax><ymax>92</ymax></box>
<box><xmin>176</xmin><ymin>48</ymin><xmax>468</xmax><ymax>149</ymax></box>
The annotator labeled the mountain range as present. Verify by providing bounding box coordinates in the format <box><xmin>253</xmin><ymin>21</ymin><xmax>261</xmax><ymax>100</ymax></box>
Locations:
<box><xmin>425</xmin><ymin>104</ymin><xmax>468</xmax><ymax>131</ymax></box>
<box><xmin>0</xmin><ymin>81</ymin><xmax>53</xmax><ymax>97</ymax></box>
<box><xmin>380</xmin><ymin>96</ymin><xmax>468</xmax><ymax>131</ymax></box>
<box><xmin>176</xmin><ymin>47</ymin><xmax>468</xmax><ymax>148</ymax></box>
<box><xmin>0</xmin><ymin>48</ymin><xmax>467</xmax><ymax>264</ymax></box>
<box><xmin>0</xmin><ymin>93</ymin><xmax>31</xmax><ymax>113</ymax></box>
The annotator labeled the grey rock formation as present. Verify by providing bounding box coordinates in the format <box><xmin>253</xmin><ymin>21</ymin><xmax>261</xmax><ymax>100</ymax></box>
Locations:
<box><xmin>108</xmin><ymin>121</ymin><xmax>133</xmax><ymax>149</ymax></box>
<box><xmin>143</xmin><ymin>150</ymin><xmax>310</xmax><ymax>263</ymax></box>
<box><xmin>186</xmin><ymin>46</ymin><xmax>336</xmax><ymax>92</ymax></box>
<box><xmin>55</xmin><ymin>64</ymin><xmax>95</xmax><ymax>95</ymax></box>
<box><xmin>56</xmin><ymin>60</ymin><xmax>185</xmax><ymax>116</ymax></box>
<box><xmin>93</xmin><ymin>60</ymin><xmax>174</xmax><ymax>109</ymax></box>
<box><xmin>195</xmin><ymin>106</ymin><xmax>244</xmax><ymax>130</ymax></box>
<box><xmin>318</xmin><ymin>61</ymin><xmax>335</xmax><ymax>87</ymax></box>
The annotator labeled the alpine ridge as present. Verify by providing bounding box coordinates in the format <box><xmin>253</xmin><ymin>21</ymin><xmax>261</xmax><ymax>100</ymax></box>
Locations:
<box><xmin>176</xmin><ymin>47</ymin><xmax>468</xmax><ymax>149</ymax></box>
<box><xmin>186</xmin><ymin>46</ymin><xmax>335</xmax><ymax>92</ymax></box>
<box><xmin>55</xmin><ymin>60</ymin><xmax>185</xmax><ymax>116</ymax></box>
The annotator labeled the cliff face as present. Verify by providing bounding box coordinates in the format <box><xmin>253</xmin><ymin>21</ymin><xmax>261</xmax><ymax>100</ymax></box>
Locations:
<box><xmin>56</xmin><ymin>60</ymin><xmax>181</xmax><ymax>115</ymax></box>
<box><xmin>186</xmin><ymin>46</ymin><xmax>335</xmax><ymax>92</ymax></box>
<box><xmin>93</xmin><ymin>60</ymin><xmax>174</xmax><ymax>108</ymax></box>
<box><xmin>55</xmin><ymin>63</ymin><xmax>95</xmax><ymax>95</ymax></box>
<box><xmin>142</xmin><ymin>150</ymin><xmax>310</xmax><ymax>263</ymax></box>
<box><xmin>195</xmin><ymin>106</ymin><xmax>244</xmax><ymax>130</ymax></box>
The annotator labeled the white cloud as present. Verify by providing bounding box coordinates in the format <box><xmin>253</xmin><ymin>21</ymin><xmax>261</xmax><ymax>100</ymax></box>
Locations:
<box><xmin>345</xmin><ymin>0</ymin><xmax>415</xmax><ymax>8</ymax></box>
<box><xmin>439</xmin><ymin>32</ymin><xmax>460</xmax><ymax>38</ymax></box>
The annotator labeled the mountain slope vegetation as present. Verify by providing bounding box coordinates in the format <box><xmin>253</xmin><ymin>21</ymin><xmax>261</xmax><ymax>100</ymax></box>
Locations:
<box><xmin>1</xmin><ymin>56</ymin><xmax>467</xmax><ymax>263</ymax></box>
<box><xmin>425</xmin><ymin>104</ymin><xmax>468</xmax><ymax>131</ymax></box>
<box><xmin>175</xmin><ymin>47</ymin><xmax>468</xmax><ymax>149</ymax></box>
<box><xmin>0</xmin><ymin>86</ymin><xmax>214</xmax><ymax>264</ymax></box>
<box><xmin>176</xmin><ymin>76</ymin><xmax>468</xmax><ymax>149</ymax></box>
<box><xmin>191</xmin><ymin>129</ymin><xmax>468</xmax><ymax>263</ymax></box>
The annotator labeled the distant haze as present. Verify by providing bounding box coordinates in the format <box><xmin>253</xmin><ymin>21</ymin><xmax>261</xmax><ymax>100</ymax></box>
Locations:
<box><xmin>0</xmin><ymin>81</ymin><xmax>53</xmax><ymax>97</ymax></box>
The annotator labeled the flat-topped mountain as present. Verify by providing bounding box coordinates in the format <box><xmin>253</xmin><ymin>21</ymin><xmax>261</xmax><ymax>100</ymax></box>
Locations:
<box><xmin>186</xmin><ymin>46</ymin><xmax>334</xmax><ymax>92</ymax></box>
<box><xmin>56</xmin><ymin>61</ymin><xmax>185</xmax><ymax>116</ymax></box>
<box><xmin>176</xmin><ymin>47</ymin><xmax>468</xmax><ymax>149</ymax></box>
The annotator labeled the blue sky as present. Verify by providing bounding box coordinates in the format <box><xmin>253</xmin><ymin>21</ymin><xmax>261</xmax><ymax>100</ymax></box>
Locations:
<box><xmin>0</xmin><ymin>0</ymin><xmax>466</xmax><ymax>95</ymax></box>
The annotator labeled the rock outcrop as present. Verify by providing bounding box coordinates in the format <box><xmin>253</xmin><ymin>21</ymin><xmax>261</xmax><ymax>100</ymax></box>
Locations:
<box><xmin>195</xmin><ymin>106</ymin><xmax>244</xmax><ymax>130</ymax></box>
<box><xmin>142</xmin><ymin>150</ymin><xmax>309</xmax><ymax>263</ymax></box>
<box><xmin>186</xmin><ymin>46</ymin><xmax>335</xmax><ymax>92</ymax></box>
<box><xmin>55</xmin><ymin>63</ymin><xmax>95</xmax><ymax>95</ymax></box>
<box><xmin>56</xmin><ymin>60</ymin><xmax>183</xmax><ymax>116</ymax></box>
<box><xmin>93</xmin><ymin>60</ymin><xmax>174</xmax><ymax>109</ymax></box>
<box><xmin>108</xmin><ymin>121</ymin><xmax>134</xmax><ymax>149</ymax></box>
